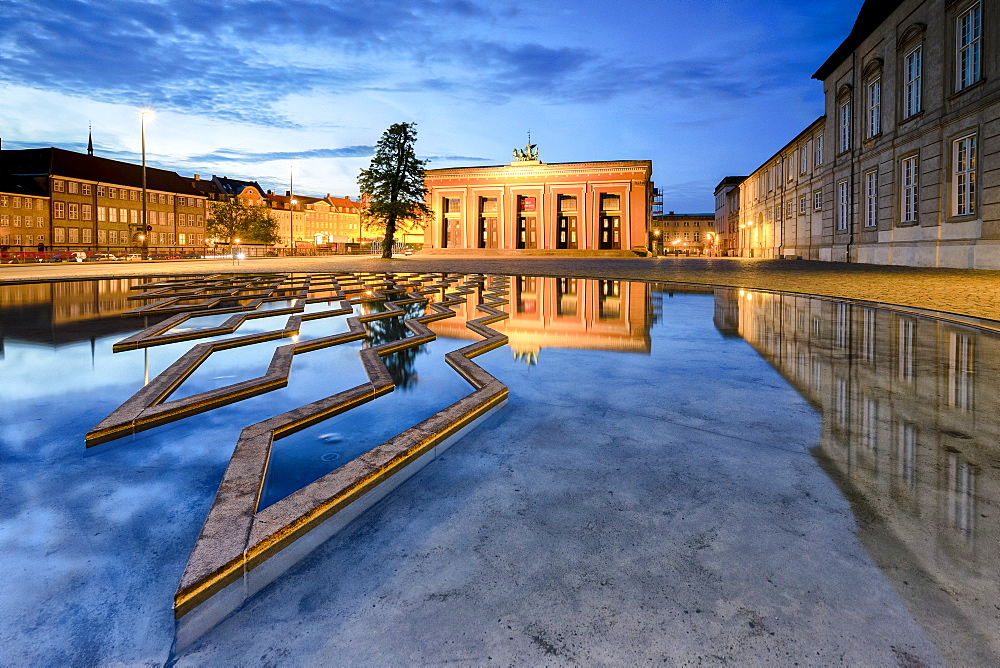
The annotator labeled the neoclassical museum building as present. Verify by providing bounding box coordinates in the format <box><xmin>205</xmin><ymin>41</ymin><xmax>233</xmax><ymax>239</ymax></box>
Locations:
<box><xmin>421</xmin><ymin>145</ymin><xmax>653</xmax><ymax>255</ymax></box>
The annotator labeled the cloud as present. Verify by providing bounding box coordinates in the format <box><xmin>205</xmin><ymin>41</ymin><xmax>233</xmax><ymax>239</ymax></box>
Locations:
<box><xmin>187</xmin><ymin>146</ymin><xmax>376</xmax><ymax>163</ymax></box>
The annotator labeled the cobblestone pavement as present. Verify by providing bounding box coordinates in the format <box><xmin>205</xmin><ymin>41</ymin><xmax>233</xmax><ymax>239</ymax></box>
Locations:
<box><xmin>2</xmin><ymin>255</ymin><xmax>999</xmax><ymax>320</ymax></box>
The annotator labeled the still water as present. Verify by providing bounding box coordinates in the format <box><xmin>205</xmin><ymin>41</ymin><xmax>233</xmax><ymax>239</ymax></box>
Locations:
<box><xmin>0</xmin><ymin>274</ymin><xmax>997</xmax><ymax>665</ymax></box>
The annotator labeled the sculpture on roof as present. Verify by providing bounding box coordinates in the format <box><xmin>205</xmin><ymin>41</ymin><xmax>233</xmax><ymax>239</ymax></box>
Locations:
<box><xmin>512</xmin><ymin>131</ymin><xmax>539</xmax><ymax>161</ymax></box>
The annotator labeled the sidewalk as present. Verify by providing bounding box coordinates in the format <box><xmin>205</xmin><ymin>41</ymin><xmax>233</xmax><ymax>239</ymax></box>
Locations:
<box><xmin>2</xmin><ymin>255</ymin><xmax>998</xmax><ymax>321</ymax></box>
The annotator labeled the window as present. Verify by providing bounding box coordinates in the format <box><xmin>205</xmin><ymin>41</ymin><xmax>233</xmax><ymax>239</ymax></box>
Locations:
<box><xmin>0</xmin><ymin>196</ymin><xmax>6</xmax><ymax>206</ymax></box>
<box><xmin>109</xmin><ymin>230</ymin><xmax>118</xmax><ymax>244</ymax></box>
<box><xmin>130</xmin><ymin>189</ymin><xmax>138</xmax><ymax>201</ymax></box>
<box><xmin>68</xmin><ymin>203</ymin><xmax>79</xmax><ymax>220</ymax></box>
<box><xmin>52</xmin><ymin>180</ymin><xmax>64</xmax><ymax>192</ymax></box>
<box><xmin>799</xmin><ymin>146</ymin><xmax>808</xmax><ymax>174</ymax></box>
<box><xmin>839</xmin><ymin>99</ymin><xmax>851</xmax><ymax>152</ymax></box>
<box><xmin>815</xmin><ymin>136</ymin><xmax>824</xmax><ymax>165</ymax></box>
<box><xmin>694</xmin><ymin>232</ymin><xmax>700</xmax><ymax>242</ymax></box>
<box><xmin>108</xmin><ymin>187</ymin><xmax>116</xmax><ymax>199</ymax></box>
<box><xmin>68</xmin><ymin>227</ymin><xmax>79</xmax><ymax>243</ymax></box>
<box><xmin>108</xmin><ymin>208</ymin><xmax>117</xmax><ymax>223</ymax></box>
<box><xmin>954</xmin><ymin>135</ymin><xmax>977</xmax><ymax>216</ymax></box>
<box><xmin>68</xmin><ymin>181</ymin><xmax>79</xmax><ymax>194</ymax></box>
<box><xmin>97</xmin><ymin>186</ymin><xmax>107</xmax><ymax>197</ymax></box>
<box><xmin>864</xmin><ymin>170</ymin><xmax>878</xmax><ymax>227</ymax></box>
<box><xmin>901</xmin><ymin>155</ymin><xmax>919</xmax><ymax>223</ymax></box>
<box><xmin>82</xmin><ymin>183</ymin><xmax>92</xmax><ymax>196</ymax></box>
<box><xmin>23</xmin><ymin>216</ymin><xmax>31</xmax><ymax>227</ymax></box>
<box><xmin>866</xmin><ymin>79</ymin><xmax>881</xmax><ymax>137</ymax></box>
<box><xmin>837</xmin><ymin>180</ymin><xmax>850</xmax><ymax>231</ymax></box>
<box><xmin>903</xmin><ymin>46</ymin><xmax>922</xmax><ymax>118</ymax></box>
<box><xmin>82</xmin><ymin>228</ymin><xmax>92</xmax><ymax>243</ymax></box>
<box><xmin>799</xmin><ymin>195</ymin><xmax>807</xmax><ymax>214</ymax></box>
<box><xmin>13</xmin><ymin>216</ymin><xmax>20</xmax><ymax>227</ymax></box>
<box><xmin>814</xmin><ymin>191</ymin><xmax>823</xmax><ymax>211</ymax></box>
<box><xmin>12</xmin><ymin>197</ymin><xmax>20</xmax><ymax>209</ymax></box>
<box><xmin>130</xmin><ymin>210</ymin><xmax>139</xmax><ymax>225</ymax></box>
<box><xmin>179</xmin><ymin>233</ymin><xmax>187</xmax><ymax>245</ymax></box>
<box><xmin>36</xmin><ymin>199</ymin><xmax>43</xmax><ymax>211</ymax></box>
<box><xmin>158</xmin><ymin>194</ymin><xmax>166</xmax><ymax>205</ymax></box>
<box><xmin>97</xmin><ymin>206</ymin><xmax>107</xmax><ymax>222</ymax></box>
<box><xmin>957</xmin><ymin>4</ymin><xmax>982</xmax><ymax>90</ymax></box>
<box><xmin>98</xmin><ymin>229</ymin><xmax>107</xmax><ymax>244</ymax></box>
<box><xmin>53</xmin><ymin>202</ymin><xmax>66</xmax><ymax>219</ymax></box>
<box><xmin>82</xmin><ymin>204</ymin><xmax>92</xmax><ymax>221</ymax></box>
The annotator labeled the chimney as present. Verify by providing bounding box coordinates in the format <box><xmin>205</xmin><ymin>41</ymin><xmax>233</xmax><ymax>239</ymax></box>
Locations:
<box><xmin>194</xmin><ymin>174</ymin><xmax>200</xmax><ymax>180</ymax></box>
<box><xmin>669</xmin><ymin>210</ymin><xmax>674</xmax><ymax>215</ymax></box>
<box><xmin>286</xmin><ymin>190</ymin><xmax>291</xmax><ymax>197</ymax></box>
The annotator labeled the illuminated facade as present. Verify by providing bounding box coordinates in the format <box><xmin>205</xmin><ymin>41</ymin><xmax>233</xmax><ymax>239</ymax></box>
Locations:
<box><xmin>0</xmin><ymin>176</ymin><xmax>49</xmax><ymax>250</ymax></box>
<box><xmin>422</xmin><ymin>159</ymin><xmax>654</xmax><ymax>254</ymax></box>
<box><xmin>718</xmin><ymin>0</ymin><xmax>1000</xmax><ymax>268</ymax></box>
<box><xmin>651</xmin><ymin>212</ymin><xmax>716</xmax><ymax>255</ymax></box>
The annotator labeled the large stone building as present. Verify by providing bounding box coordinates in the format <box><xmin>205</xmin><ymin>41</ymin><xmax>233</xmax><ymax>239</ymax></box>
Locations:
<box><xmin>717</xmin><ymin>0</ymin><xmax>999</xmax><ymax>268</ymax></box>
<box><xmin>0</xmin><ymin>147</ymin><xmax>208</xmax><ymax>252</ymax></box>
<box><xmin>0</xmin><ymin>175</ymin><xmax>49</xmax><ymax>251</ymax></box>
<box><xmin>422</xmin><ymin>151</ymin><xmax>654</xmax><ymax>255</ymax></box>
<box><xmin>651</xmin><ymin>212</ymin><xmax>717</xmax><ymax>255</ymax></box>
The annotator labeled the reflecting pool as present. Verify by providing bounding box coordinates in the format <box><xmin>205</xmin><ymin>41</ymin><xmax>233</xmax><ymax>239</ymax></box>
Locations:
<box><xmin>0</xmin><ymin>273</ymin><xmax>997</xmax><ymax>665</ymax></box>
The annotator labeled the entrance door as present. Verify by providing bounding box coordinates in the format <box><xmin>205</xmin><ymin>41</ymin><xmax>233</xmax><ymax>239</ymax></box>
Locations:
<box><xmin>557</xmin><ymin>216</ymin><xmax>578</xmax><ymax>249</ymax></box>
<box><xmin>479</xmin><ymin>217</ymin><xmax>498</xmax><ymax>249</ymax></box>
<box><xmin>517</xmin><ymin>217</ymin><xmax>537</xmax><ymax>249</ymax></box>
<box><xmin>444</xmin><ymin>218</ymin><xmax>461</xmax><ymax>248</ymax></box>
<box><xmin>599</xmin><ymin>216</ymin><xmax>621</xmax><ymax>250</ymax></box>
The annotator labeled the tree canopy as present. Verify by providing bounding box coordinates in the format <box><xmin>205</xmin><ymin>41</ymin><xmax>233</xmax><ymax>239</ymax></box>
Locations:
<box><xmin>206</xmin><ymin>196</ymin><xmax>280</xmax><ymax>245</ymax></box>
<box><xmin>357</xmin><ymin>122</ymin><xmax>430</xmax><ymax>258</ymax></box>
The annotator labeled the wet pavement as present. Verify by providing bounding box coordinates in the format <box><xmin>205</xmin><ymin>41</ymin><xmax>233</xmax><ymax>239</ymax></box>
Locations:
<box><xmin>1</xmin><ymin>270</ymin><xmax>998</xmax><ymax>665</ymax></box>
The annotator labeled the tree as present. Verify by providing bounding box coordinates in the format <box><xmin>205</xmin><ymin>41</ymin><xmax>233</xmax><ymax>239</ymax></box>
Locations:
<box><xmin>207</xmin><ymin>196</ymin><xmax>280</xmax><ymax>245</ymax></box>
<box><xmin>357</xmin><ymin>122</ymin><xmax>431</xmax><ymax>258</ymax></box>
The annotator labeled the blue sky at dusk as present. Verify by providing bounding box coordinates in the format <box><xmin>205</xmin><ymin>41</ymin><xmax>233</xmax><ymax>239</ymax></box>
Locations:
<box><xmin>1</xmin><ymin>0</ymin><xmax>863</xmax><ymax>211</ymax></box>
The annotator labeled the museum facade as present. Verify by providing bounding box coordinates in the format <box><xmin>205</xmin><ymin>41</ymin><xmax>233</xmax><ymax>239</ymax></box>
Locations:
<box><xmin>422</xmin><ymin>157</ymin><xmax>653</xmax><ymax>255</ymax></box>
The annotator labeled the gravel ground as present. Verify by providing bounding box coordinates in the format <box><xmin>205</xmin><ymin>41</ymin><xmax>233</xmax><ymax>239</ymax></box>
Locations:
<box><xmin>3</xmin><ymin>255</ymin><xmax>998</xmax><ymax>321</ymax></box>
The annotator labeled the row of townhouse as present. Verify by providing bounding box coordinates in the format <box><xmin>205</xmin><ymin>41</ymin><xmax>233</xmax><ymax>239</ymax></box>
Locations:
<box><xmin>716</xmin><ymin>0</ymin><xmax>1000</xmax><ymax>269</ymax></box>
<box><xmin>0</xmin><ymin>146</ymin><xmax>367</xmax><ymax>252</ymax></box>
<box><xmin>0</xmin><ymin>147</ymin><xmax>207</xmax><ymax>251</ymax></box>
<box><xmin>192</xmin><ymin>175</ymin><xmax>367</xmax><ymax>247</ymax></box>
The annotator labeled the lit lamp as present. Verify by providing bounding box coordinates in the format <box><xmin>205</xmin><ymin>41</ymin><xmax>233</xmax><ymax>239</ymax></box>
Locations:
<box><xmin>140</xmin><ymin>109</ymin><xmax>153</xmax><ymax>259</ymax></box>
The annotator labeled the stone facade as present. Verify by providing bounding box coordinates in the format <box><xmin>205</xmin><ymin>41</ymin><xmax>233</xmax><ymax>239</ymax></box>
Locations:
<box><xmin>422</xmin><ymin>159</ymin><xmax>653</xmax><ymax>254</ymax></box>
<box><xmin>719</xmin><ymin>0</ymin><xmax>1000</xmax><ymax>268</ymax></box>
<box><xmin>651</xmin><ymin>212</ymin><xmax>717</xmax><ymax>255</ymax></box>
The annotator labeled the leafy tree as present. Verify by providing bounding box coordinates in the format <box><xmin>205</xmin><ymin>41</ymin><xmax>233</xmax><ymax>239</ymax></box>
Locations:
<box><xmin>357</xmin><ymin>122</ymin><xmax>431</xmax><ymax>258</ymax></box>
<box><xmin>207</xmin><ymin>196</ymin><xmax>280</xmax><ymax>244</ymax></box>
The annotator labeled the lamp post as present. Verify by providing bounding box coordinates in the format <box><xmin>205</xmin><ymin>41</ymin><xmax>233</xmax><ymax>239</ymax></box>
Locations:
<box><xmin>288</xmin><ymin>165</ymin><xmax>294</xmax><ymax>255</ymax></box>
<box><xmin>140</xmin><ymin>110</ymin><xmax>153</xmax><ymax>260</ymax></box>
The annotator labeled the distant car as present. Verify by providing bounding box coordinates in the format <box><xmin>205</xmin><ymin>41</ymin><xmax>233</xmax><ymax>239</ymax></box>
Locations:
<box><xmin>125</xmin><ymin>253</ymin><xmax>142</xmax><ymax>261</ymax></box>
<box><xmin>181</xmin><ymin>252</ymin><xmax>202</xmax><ymax>259</ymax></box>
<box><xmin>403</xmin><ymin>248</ymin><xmax>414</xmax><ymax>256</ymax></box>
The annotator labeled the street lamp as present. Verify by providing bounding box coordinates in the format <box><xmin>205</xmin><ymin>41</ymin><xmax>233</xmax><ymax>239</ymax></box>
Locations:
<box><xmin>288</xmin><ymin>165</ymin><xmax>294</xmax><ymax>254</ymax></box>
<box><xmin>140</xmin><ymin>109</ymin><xmax>153</xmax><ymax>259</ymax></box>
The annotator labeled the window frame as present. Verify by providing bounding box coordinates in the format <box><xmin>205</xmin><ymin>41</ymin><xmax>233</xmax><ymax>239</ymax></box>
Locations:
<box><xmin>952</xmin><ymin>134</ymin><xmax>978</xmax><ymax>218</ymax></box>
<box><xmin>900</xmin><ymin>154</ymin><xmax>919</xmax><ymax>224</ymax></box>
<box><xmin>864</xmin><ymin>169</ymin><xmax>878</xmax><ymax>228</ymax></box>
<box><xmin>956</xmin><ymin>3</ymin><xmax>982</xmax><ymax>92</ymax></box>
<box><xmin>836</xmin><ymin>179</ymin><xmax>850</xmax><ymax>231</ymax></box>
<box><xmin>866</xmin><ymin>78</ymin><xmax>881</xmax><ymax>138</ymax></box>
<box><xmin>903</xmin><ymin>45</ymin><xmax>923</xmax><ymax>119</ymax></box>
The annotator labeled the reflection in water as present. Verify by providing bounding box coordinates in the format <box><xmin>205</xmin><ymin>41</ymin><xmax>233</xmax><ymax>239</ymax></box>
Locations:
<box><xmin>714</xmin><ymin>288</ymin><xmax>1000</xmax><ymax>663</ymax></box>
<box><xmin>363</xmin><ymin>299</ymin><xmax>426</xmax><ymax>389</ymax></box>
<box><xmin>430</xmin><ymin>277</ymin><xmax>654</xmax><ymax>365</ymax></box>
<box><xmin>0</xmin><ymin>278</ymin><xmax>152</xmax><ymax>350</ymax></box>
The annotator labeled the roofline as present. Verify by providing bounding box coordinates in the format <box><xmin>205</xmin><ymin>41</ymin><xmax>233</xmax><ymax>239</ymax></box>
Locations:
<box><xmin>426</xmin><ymin>159</ymin><xmax>652</xmax><ymax>174</ymax></box>
<box><xmin>812</xmin><ymin>0</ymin><xmax>904</xmax><ymax>81</ymax></box>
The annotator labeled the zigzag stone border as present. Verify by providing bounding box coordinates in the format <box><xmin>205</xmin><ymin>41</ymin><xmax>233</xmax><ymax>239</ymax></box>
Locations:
<box><xmin>173</xmin><ymin>275</ymin><xmax>511</xmax><ymax>648</ymax></box>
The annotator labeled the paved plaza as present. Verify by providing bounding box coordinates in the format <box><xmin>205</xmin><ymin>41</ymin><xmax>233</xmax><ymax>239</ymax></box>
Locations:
<box><xmin>2</xmin><ymin>255</ymin><xmax>999</xmax><ymax>321</ymax></box>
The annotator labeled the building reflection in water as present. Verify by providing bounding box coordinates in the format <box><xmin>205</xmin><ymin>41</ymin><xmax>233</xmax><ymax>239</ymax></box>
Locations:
<box><xmin>428</xmin><ymin>277</ymin><xmax>653</xmax><ymax>364</ymax></box>
<box><xmin>0</xmin><ymin>278</ymin><xmax>150</xmax><ymax>353</ymax></box>
<box><xmin>715</xmin><ymin>288</ymin><xmax>1000</xmax><ymax>662</ymax></box>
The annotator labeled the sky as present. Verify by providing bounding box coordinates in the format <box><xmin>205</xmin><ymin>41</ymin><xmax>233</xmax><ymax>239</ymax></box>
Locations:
<box><xmin>0</xmin><ymin>0</ymin><xmax>864</xmax><ymax>212</ymax></box>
